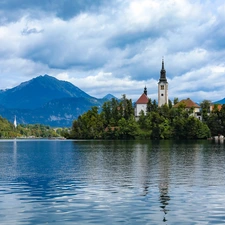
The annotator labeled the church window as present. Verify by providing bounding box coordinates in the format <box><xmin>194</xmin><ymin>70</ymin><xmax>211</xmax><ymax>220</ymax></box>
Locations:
<box><xmin>161</xmin><ymin>94</ymin><xmax>164</xmax><ymax>96</ymax></box>
<box><xmin>161</xmin><ymin>85</ymin><xmax>164</xmax><ymax>90</ymax></box>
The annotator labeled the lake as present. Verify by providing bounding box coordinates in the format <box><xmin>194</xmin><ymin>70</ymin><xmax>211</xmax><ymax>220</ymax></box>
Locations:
<box><xmin>0</xmin><ymin>139</ymin><xmax>225</xmax><ymax>224</ymax></box>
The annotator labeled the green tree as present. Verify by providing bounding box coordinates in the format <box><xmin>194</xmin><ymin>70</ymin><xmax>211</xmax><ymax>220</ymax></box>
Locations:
<box><xmin>200</xmin><ymin>100</ymin><xmax>211</xmax><ymax>122</ymax></box>
<box><xmin>147</xmin><ymin>98</ymin><xmax>153</xmax><ymax>112</ymax></box>
<box><xmin>174</xmin><ymin>97</ymin><xmax>179</xmax><ymax>105</ymax></box>
<box><xmin>145</xmin><ymin>112</ymin><xmax>164</xmax><ymax>139</ymax></box>
<box><xmin>117</xmin><ymin>116</ymin><xmax>138</xmax><ymax>139</ymax></box>
<box><xmin>152</xmin><ymin>100</ymin><xmax>158</xmax><ymax>112</ymax></box>
<box><xmin>168</xmin><ymin>99</ymin><xmax>173</xmax><ymax>109</ymax></box>
<box><xmin>71</xmin><ymin>106</ymin><xmax>104</xmax><ymax>139</ymax></box>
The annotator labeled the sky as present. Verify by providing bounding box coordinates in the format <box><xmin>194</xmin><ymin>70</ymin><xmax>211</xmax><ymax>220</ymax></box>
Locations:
<box><xmin>0</xmin><ymin>0</ymin><xmax>224</xmax><ymax>103</ymax></box>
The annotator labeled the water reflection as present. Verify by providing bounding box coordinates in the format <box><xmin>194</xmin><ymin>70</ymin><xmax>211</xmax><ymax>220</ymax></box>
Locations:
<box><xmin>159</xmin><ymin>183</ymin><xmax>170</xmax><ymax>222</ymax></box>
<box><xmin>13</xmin><ymin>139</ymin><xmax>17</xmax><ymax>164</ymax></box>
<box><xmin>214</xmin><ymin>138</ymin><xmax>224</xmax><ymax>144</ymax></box>
<box><xmin>158</xmin><ymin>144</ymin><xmax>171</xmax><ymax>223</ymax></box>
<box><xmin>0</xmin><ymin>140</ymin><xmax>225</xmax><ymax>224</ymax></box>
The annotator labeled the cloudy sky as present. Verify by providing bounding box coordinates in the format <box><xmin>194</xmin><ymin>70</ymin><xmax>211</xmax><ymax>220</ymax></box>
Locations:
<box><xmin>0</xmin><ymin>0</ymin><xmax>224</xmax><ymax>102</ymax></box>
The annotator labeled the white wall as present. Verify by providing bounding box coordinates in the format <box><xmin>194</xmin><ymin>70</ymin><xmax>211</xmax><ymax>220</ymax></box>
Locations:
<box><xmin>158</xmin><ymin>82</ymin><xmax>168</xmax><ymax>107</ymax></box>
<box><xmin>135</xmin><ymin>104</ymin><xmax>147</xmax><ymax>116</ymax></box>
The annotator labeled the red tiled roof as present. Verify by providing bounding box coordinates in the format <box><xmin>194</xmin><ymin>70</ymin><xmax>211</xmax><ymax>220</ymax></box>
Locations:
<box><xmin>173</xmin><ymin>98</ymin><xmax>200</xmax><ymax>108</ymax></box>
<box><xmin>136</xmin><ymin>93</ymin><xmax>148</xmax><ymax>104</ymax></box>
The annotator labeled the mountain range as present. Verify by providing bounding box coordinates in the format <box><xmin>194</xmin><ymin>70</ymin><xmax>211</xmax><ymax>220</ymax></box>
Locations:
<box><xmin>213</xmin><ymin>98</ymin><xmax>225</xmax><ymax>105</ymax></box>
<box><xmin>0</xmin><ymin>74</ymin><xmax>224</xmax><ymax>127</ymax></box>
<box><xmin>0</xmin><ymin>75</ymin><xmax>117</xmax><ymax>127</ymax></box>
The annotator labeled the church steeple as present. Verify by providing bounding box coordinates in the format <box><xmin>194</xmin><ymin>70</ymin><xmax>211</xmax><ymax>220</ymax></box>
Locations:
<box><xmin>158</xmin><ymin>57</ymin><xmax>168</xmax><ymax>107</ymax></box>
<box><xmin>144</xmin><ymin>86</ymin><xmax>147</xmax><ymax>95</ymax></box>
<box><xmin>159</xmin><ymin>57</ymin><xmax>167</xmax><ymax>83</ymax></box>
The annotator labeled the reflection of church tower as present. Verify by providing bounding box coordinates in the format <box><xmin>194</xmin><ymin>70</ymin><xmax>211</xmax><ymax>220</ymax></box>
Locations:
<box><xmin>158</xmin><ymin>147</ymin><xmax>170</xmax><ymax>223</ymax></box>
<box><xmin>158</xmin><ymin>58</ymin><xmax>168</xmax><ymax>107</ymax></box>
<box><xmin>159</xmin><ymin>182</ymin><xmax>170</xmax><ymax>222</ymax></box>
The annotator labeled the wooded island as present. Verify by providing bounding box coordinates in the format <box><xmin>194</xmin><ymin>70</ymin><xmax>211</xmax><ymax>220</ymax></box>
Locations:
<box><xmin>69</xmin><ymin>96</ymin><xmax>223</xmax><ymax>140</ymax></box>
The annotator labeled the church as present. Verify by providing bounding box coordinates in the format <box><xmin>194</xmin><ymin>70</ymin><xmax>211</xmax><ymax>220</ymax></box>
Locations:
<box><xmin>135</xmin><ymin>58</ymin><xmax>168</xmax><ymax>117</ymax></box>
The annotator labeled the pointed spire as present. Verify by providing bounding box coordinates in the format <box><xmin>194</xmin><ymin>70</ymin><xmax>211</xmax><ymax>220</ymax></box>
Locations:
<box><xmin>159</xmin><ymin>57</ymin><xmax>167</xmax><ymax>82</ymax></box>
<box><xmin>144</xmin><ymin>86</ymin><xmax>147</xmax><ymax>95</ymax></box>
<box><xmin>14</xmin><ymin>115</ymin><xmax>17</xmax><ymax>128</ymax></box>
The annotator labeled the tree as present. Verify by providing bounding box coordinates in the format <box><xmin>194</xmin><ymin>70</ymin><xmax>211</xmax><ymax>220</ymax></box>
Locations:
<box><xmin>147</xmin><ymin>98</ymin><xmax>153</xmax><ymax>112</ymax></box>
<box><xmin>152</xmin><ymin>99</ymin><xmax>158</xmax><ymax>112</ymax></box>
<box><xmin>172</xmin><ymin>116</ymin><xmax>186</xmax><ymax>139</ymax></box>
<box><xmin>200</xmin><ymin>100</ymin><xmax>211</xmax><ymax>122</ymax></box>
<box><xmin>120</xmin><ymin>94</ymin><xmax>134</xmax><ymax>120</ymax></box>
<box><xmin>71</xmin><ymin>106</ymin><xmax>104</xmax><ymax>139</ymax></box>
<box><xmin>219</xmin><ymin>104</ymin><xmax>225</xmax><ymax>135</ymax></box>
<box><xmin>173</xmin><ymin>97</ymin><xmax>179</xmax><ymax>105</ymax></box>
<box><xmin>206</xmin><ymin>104</ymin><xmax>225</xmax><ymax>136</ymax></box>
<box><xmin>117</xmin><ymin>116</ymin><xmax>138</xmax><ymax>139</ymax></box>
<box><xmin>168</xmin><ymin>99</ymin><xmax>173</xmax><ymax>109</ymax></box>
<box><xmin>137</xmin><ymin>110</ymin><xmax>146</xmax><ymax>129</ymax></box>
<box><xmin>145</xmin><ymin>112</ymin><xmax>164</xmax><ymax>139</ymax></box>
<box><xmin>159</xmin><ymin>104</ymin><xmax>170</xmax><ymax>118</ymax></box>
<box><xmin>69</xmin><ymin>96</ymin><xmax>214</xmax><ymax>140</ymax></box>
<box><xmin>111</xmin><ymin>98</ymin><xmax>121</xmax><ymax>125</ymax></box>
<box><xmin>101</xmin><ymin>101</ymin><xmax>112</xmax><ymax>126</ymax></box>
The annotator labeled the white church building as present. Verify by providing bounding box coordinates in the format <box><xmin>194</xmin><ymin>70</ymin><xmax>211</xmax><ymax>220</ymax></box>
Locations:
<box><xmin>158</xmin><ymin>58</ymin><xmax>168</xmax><ymax>107</ymax></box>
<box><xmin>134</xmin><ymin>86</ymin><xmax>149</xmax><ymax>116</ymax></box>
<box><xmin>135</xmin><ymin>59</ymin><xmax>168</xmax><ymax>117</ymax></box>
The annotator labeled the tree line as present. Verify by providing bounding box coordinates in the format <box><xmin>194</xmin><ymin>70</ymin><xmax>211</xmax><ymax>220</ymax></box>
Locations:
<box><xmin>69</xmin><ymin>96</ymin><xmax>225</xmax><ymax>140</ymax></box>
<box><xmin>0</xmin><ymin>117</ymin><xmax>65</xmax><ymax>138</ymax></box>
<box><xmin>1</xmin><ymin>96</ymin><xmax>224</xmax><ymax>140</ymax></box>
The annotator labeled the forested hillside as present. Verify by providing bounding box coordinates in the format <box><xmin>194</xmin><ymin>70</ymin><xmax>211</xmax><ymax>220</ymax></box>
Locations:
<box><xmin>0</xmin><ymin>116</ymin><xmax>66</xmax><ymax>138</ymax></box>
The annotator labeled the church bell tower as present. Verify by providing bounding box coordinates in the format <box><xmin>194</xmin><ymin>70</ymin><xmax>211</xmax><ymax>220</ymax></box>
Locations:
<box><xmin>158</xmin><ymin>58</ymin><xmax>168</xmax><ymax>107</ymax></box>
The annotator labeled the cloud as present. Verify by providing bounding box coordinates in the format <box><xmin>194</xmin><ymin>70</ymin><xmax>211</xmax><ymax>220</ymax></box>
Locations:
<box><xmin>0</xmin><ymin>0</ymin><xmax>224</xmax><ymax>103</ymax></box>
<box><xmin>21</xmin><ymin>27</ymin><xmax>44</xmax><ymax>35</ymax></box>
<box><xmin>0</xmin><ymin>0</ymin><xmax>108</xmax><ymax>22</ymax></box>
<box><xmin>169</xmin><ymin>64</ymin><xmax>225</xmax><ymax>102</ymax></box>
<box><xmin>56</xmin><ymin>71</ymin><xmax>158</xmax><ymax>100</ymax></box>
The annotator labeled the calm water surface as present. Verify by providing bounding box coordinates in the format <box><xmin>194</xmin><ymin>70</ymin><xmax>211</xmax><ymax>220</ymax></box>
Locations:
<box><xmin>0</xmin><ymin>139</ymin><xmax>225</xmax><ymax>224</ymax></box>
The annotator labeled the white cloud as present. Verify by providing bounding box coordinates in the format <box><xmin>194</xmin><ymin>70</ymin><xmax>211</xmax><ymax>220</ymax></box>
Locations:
<box><xmin>0</xmin><ymin>0</ymin><xmax>224</xmax><ymax>103</ymax></box>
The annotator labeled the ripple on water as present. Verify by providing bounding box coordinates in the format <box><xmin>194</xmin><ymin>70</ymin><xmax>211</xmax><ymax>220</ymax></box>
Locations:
<box><xmin>1</xmin><ymin>140</ymin><xmax>225</xmax><ymax>224</ymax></box>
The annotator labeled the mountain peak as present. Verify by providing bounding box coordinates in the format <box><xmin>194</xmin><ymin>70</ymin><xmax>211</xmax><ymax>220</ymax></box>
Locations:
<box><xmin>0</xmin><ymin>75</ymin><xmax>91</xmax><ymax>109</ymax></box>
<box><xmin>103</xmin><ymin>94</ymin><xmax>118</xmax><ymax>100</ymax></box>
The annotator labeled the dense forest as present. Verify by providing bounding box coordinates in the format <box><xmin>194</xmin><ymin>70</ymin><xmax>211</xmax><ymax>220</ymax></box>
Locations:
<box><xmin>69</xmin><ymin>95</ymin><xmax>225</xmax><ymax>140</ymax></box>
<box><xmin>0</xmin><ymin>117</ymin><xmax>67</xmax><ymax>138</ymax></box>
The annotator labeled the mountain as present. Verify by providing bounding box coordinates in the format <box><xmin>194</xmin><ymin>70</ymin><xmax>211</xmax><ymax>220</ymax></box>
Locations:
<box><xmin>213</xmin><ymin>98</ymin><xmax>225</xmax><ymax>104</ymax></box>
<box><xmin>103</xmin><ymin>94</ymin><xmax>118</xmax><ymax>100</ymax></box>
<box><xmin>0</xmin><ymin>75</ymin><xmax>91</xmax><ymax>109</ymax></box>
<box><xmin>32</xmin><ymin>97</ymin><xmax>105</xmax><ymax>127</ymax></box>
<box><xmin>0</xmin><ymin>97</ymin><xmax>105</xmax><ymax>127</ymax></box>
<box><xmin>0</xmin><ymin>75</ymin><xmax>106</xmax><ymax>127</ymax></box>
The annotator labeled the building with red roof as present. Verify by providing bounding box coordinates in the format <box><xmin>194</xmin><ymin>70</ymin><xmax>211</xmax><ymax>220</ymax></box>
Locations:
<box><xmin>135</xmin><ymin>87</ymin><xmax>149</xmax><ymax>117</ymax></box>
<box><xmin>173</xmin><ymin>98</ymin><xmax>201</xmax><ymax>120</ymax></box>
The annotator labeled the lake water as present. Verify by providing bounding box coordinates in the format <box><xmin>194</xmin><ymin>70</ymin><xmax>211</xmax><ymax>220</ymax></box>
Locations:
<box><xmin>0</xmin><ymin>139</ymin><xmax>225</xmax><ymax>224</ymax></box>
